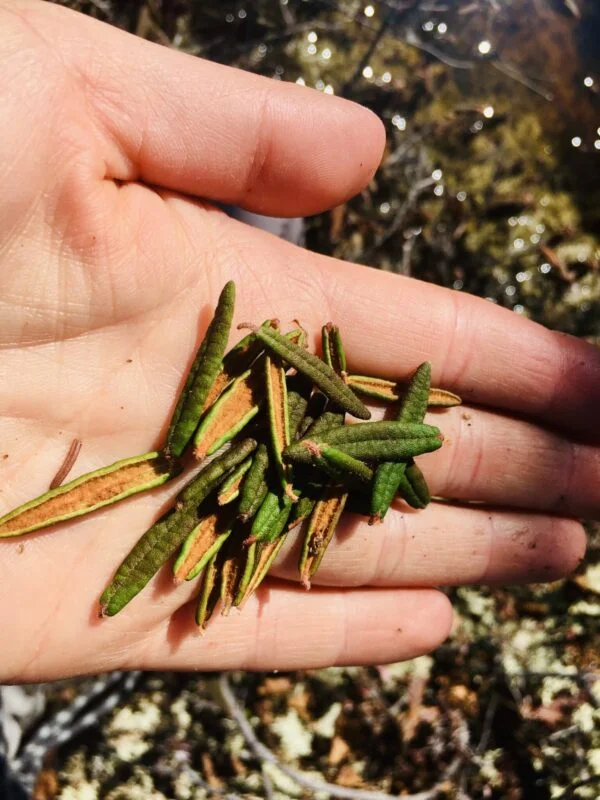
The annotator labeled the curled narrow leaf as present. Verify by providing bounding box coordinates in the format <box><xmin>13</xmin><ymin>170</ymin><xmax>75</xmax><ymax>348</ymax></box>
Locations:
<box><xmin>333</xmin><ymin>437</ymin><xmax>441</xmax><ymax>462</ymax></box>
<box><xmin>302</xmin><ymin>409</ymin><xmax>345</xmax><ymax>440</ymax></box>
<box><xmin>238</xmin><ymin>443</ymin><xmax>270</xmax><ymax>522</ymax></box>
<box><xmin>193</xmin><ymin>368</ymin><xmax>263</xmax><ymax>460</ymax></box>
<box><xmin>299</xmin><ymin>486</ymin><xmax>348</xmax><ymax>589</ymax></box>
<box><xmin>234</xmin><ymin>536</ymin><xmax>287</xmax><ymax>609</ymax></box>
<box><xmin>396</xmin><ymin>363</ymin><xmax>432</xmax><ymax>423</ymax></box>
<box><xmin>313</xmin><ymin>420</ymin><xmax>440</xmax><ymax>446</ymax></box>
<box><xmin>200</xmin><ymin>319</ymin><xmax>276</xmax><ymax>413</ymax></box>
<box><xmin>371</xmin><ymin>363</ymin><xmax>432</xmax><ymax>522</ymax></box>
<box><xmin>234</xmin><ymin>539</ymin><xmax>257</xmax><ymax>604</ymax></box>
<box><xmin>0</xmin><ymin>452</ymin><xmax>175</xmax><ymax>539</ymax></box>
<box><xmin>321</xmin><ymin>323</ymin><xmax>347</xmax><ymax>374</ymax></box>
<box><xmin>427</xmin><ymin>388</ymin><xmax>462</xmax><ymax>407</ymax></box>
<box><xmin>167</xmin><ymin>280</ymin><xmax>236</xmax><ymax>458</ymax></box>
<box><xmin>265</xmin><ymin>354</ymin><xmax>293</xmax><ymax>494</ymax></box>
<box><xmin>217</xmin><ymin>458</ymin><xmax>253</xmax><ymax>505</ymax></box>
<box><xmin>346</xmin><ymin>374</ymin><xmax>461</xmax><ymax>407</ymax></box>
<box><xmin>286</xmin><ymin>493</ymin><xmax>317</xmax><ymax>531</ymax></box>
<box><xmin>195</xmin><ymin>550</ymin><xmax>221</xmax><ymax>630</ymax></box>
<box><xmin>251</xmin><ymin>325</ymin><xmax>371</xmax><ymax>420</ymax></box>
<box><xmin>369</xmin><ymin>461</ymin><xmax>407</xmax><ymax>524</ymax></box>
<box><xmin>400</xmin><ymin>461</ymin><xmax>431</xmax><ymax>509</ymax></box>
<box><xmin>220</xmin><ymin>530</ymin><xmax>246</xmax><ymax>616</ymax></box>
<box><xmin>249</xmin><ymin>490</ymin><xmax>292</xmax><ymax>544</ymax></box>
<box><xmin>298</xmin><ymin>392</ymin><xmax>328</xmax><ymax>439</ymax></box>
<box><xmin>286</xmin><ymin>373</ymin><xmax>313</xmax><ymax>441</ymax></box>
<box><xmin>177</xmin><ymin>439</ymin><xmax>258</xmax><ymax>509</ymax></box>
<box><xmin>172</xmin><ymin>511</ymin><xmax>233</xmax><ymax>583</ymax></box>
<box><xmin>285</xmin><ymin>441</ymin><xmax>373</xmax><ymax>484</ymax></box>
<box><xmin>100</xmin><ymin>439</ymin><xmax>256</xmax><ymax>616</ymax></box>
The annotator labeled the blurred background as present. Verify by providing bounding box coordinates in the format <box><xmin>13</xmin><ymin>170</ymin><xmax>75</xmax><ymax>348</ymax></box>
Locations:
<box><xmin>7</xmin><ymin>1</ymin><xmax>599</xmax><ymax>798</ymax></box>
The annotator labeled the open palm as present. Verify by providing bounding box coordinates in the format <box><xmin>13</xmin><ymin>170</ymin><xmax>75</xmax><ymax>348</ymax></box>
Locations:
<box><xmin>1</xmin><ymin>0</ymin><xmax>597</xmax><ymax>683</ymax></box>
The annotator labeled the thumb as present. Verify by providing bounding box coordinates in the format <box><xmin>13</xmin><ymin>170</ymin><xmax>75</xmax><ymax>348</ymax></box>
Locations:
<box><xmin>27</xmin><ymin>0</ymin><xmax>385</xmax><ymax>216</ymax></box>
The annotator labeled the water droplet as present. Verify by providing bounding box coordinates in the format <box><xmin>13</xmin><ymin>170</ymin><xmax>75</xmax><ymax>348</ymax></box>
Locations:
<box><xmin>379</xmin><ymin>202</ymin><xmax>391</xmax><ymax>214</ymax></box>
<box><xmin>225</xmin><ymin>13</ymin><xmax>234</xmax><ymax>22</ymax></box>
<box><xmin>437</xmin><ymin>22</ymin><xmax>447</xmax><ymax>34</ymax></box>
<box><xmin>516</xmin><ymin>271</ymin><xmax>531</xmax><ymax>283</ymax></box>
<box><xmin>453</xmin><ymin>279</ymin><xmax>464</xmax><ymax>290</ymax></box>
<box><xmin>595</xmin><ymin>140</ymin><xmax>600</xmax><ymax>150</ymax></box>
<box><xmin>296</xmin><ymin>77</ymin><xmax>306</xmax><ymax>86</ymax></box>
<box><xmin>571</xmin><ymin>136</ymin><xmax>582</xmax><ymax>148</ymax></box>
<box><xmin>540</xmin><ymin>263</ymin><xmax>551</xmax><ymax>274</ymax></box>
<box><xmin>471</xmin><ymin>120</ymin><xmax>484</xmax><ymax>133</ymax></box>
<box><xmin>364</xmin><ymin>4</ymin><xmax>375</xmax><ymax>17</ymax></box>
<box><xmin>392</xmin><ymin>115</ymin><xmax>406</xmax><ymax>131</ymax></box>
<box><xmin>505</xmin><ymin>285</ymin><xmax>516</xmax><ymax>296</ymax></box>
<box><xmin>422</xmin><ymin>20</ymin><xmax>435</xmax><ymax>32</ymax></box>
<box><xmin>478</xmin><ymin>40</ymin><xmax>492</xmax><ymax>55</ymax></box>
<box><xmin>457</xmin><ymin>191</ymin><xmax>467</xmax><ymax>202</ymax></box>
<box><xmin>513</xmin><ymin>238</ymin><xmax>525</xmax><ymax>250</ymax></box>
<box><xmin>382</xmin><ymin>71</ymin><xmax>392</xmax><ymax>84</ymax></box>
<box><xmin>513</xmin><ymin>305</ymin><xmax>525</xmax><ymax>314</ymax></box>
<box><xmin>322</xmin><ymin>47</ymin><xmax>332</xmax><ymax>60</ymax></box>
<box><xmin>362</xmin><ymin>66</ymin><xmax>373</xmax><ymax>79</ymax></box>
<box><xmin>434</xmin><ymin>184</ymin><xmax>444</xmax><ymax>197</ymax></box>
<box><xmin>307</xmin><ymin>31</ymin><xmax>318</xmax><ymax>43</ymax></box>
<box><xmin>307</xmin><ymin>44</ymin><xmax>317</xmax><ymax>55</ymax></box>
<box><xmin>431</xmin><ymin>169</ymin><xmax>443</xmax><ymax>181</ymax></box>
<box><xmin>483</xmin><ymin>106</ymin><xmax>494</xmax><ymax>119</ymax></box>
<box><xmin>324</xmin><ymin>85</ymin><xmax>334</xmax><ymax>95</ymax></box>
<box><xmin>238</xmin><ymin>8</ymin><xmax>247</xmax><ymax>19</ymax></box>
<box><xmin>584</xmin><ymin>76</ymin><xmax>594</xmax><ymax>88</ymax></box>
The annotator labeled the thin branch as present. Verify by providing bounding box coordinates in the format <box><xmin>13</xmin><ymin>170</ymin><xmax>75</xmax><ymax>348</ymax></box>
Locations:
<box><xmin>476</xmin><ymin>692</ymin><xmax>499</xmax><ymax>754</ymax></box>
<box><xmin>562</xmin><ymin>774</ymin><xmax>600</xmax><ymax>799</ymax></box>
<box><xmin>357</xmin><ymin>176</ymin><xmax>435</xmax><ymax>264</ymax></box>
<box><xmin>341</xmin><ymin>2</ymin><xmax>421</xmax><ymax>95</ymax></box>
<box><xmin>87</xmin><ymin>0</ymin><xmax>112</xmax><ymax>16</ymax></box>
<box><xmin>219</xmin><ymin>673</ymin><xmax>460</xmax><ymax>800</ymax></box>
<box><xmin>403</xmin><ymin>28</ymin><xmax>476</xmax><ymax>69</ymax></box>
<box><xmin>491</xmin><ymin>59</ymin><xmax>554</xmax><ymax>102</ymax></box>
<box><xmin>279</xmin><ymin>0</ymin><xmax>295</xmax><ymax>26</ymax></box>
<box><xmin>181</xmin><ymin>766</ymin><xmax>246</xmax><ymax>800</ymax></box>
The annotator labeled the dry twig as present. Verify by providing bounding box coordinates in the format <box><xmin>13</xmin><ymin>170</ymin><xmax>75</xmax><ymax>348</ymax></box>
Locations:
<box><xmin>219</xmin><ymin>673</ymin><xmax>461</xmax><ymax>800</ymax></box>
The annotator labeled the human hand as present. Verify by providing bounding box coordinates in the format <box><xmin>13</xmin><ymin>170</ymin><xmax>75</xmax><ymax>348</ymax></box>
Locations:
<box><xmin>0</xmin><ymin>0</ymin><xmax>596</xmax><ymax>683</ymax></box>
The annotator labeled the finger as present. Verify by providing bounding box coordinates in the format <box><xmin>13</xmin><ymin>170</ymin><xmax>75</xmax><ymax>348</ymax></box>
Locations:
<box><xmin>124</xmin><ymin>584</ymin><xmax>452</xmax><ymax>674</ymax></box>
<box><xmin>201</xmin><ymin>219</ymin><xmax>600</xmax><ymax>439</ymax></box>
<box><xmin>23</xmin><ymin>1</ymin><xmax>384</xmax><ymax>216</ymax></box>
<box><xmin>324</xmin><ymin>266</ymin><xmax>600</xmax><ymax>440</ymax></box>
<box><xmin>423</xmin><ymin>405</ymin><xmax>600</xmax><ymax>518</ymax></box>
<box><xmin>269</xmin><ymin>504</ymin><xmax>586</xmax><ymax>588</ymax></box>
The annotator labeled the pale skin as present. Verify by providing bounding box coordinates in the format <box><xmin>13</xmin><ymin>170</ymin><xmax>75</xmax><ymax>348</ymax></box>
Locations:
<box><xmin>0</xmin><ymin>0</ymin><xmax>597</xmax><ymax>684</ymax></box>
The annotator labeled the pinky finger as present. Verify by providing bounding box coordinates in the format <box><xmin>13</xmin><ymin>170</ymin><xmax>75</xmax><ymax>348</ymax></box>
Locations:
<box><xmin>131</xmin><ymin>582</ymin><xmax>453</xmax><ymax>672</ymax></box>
